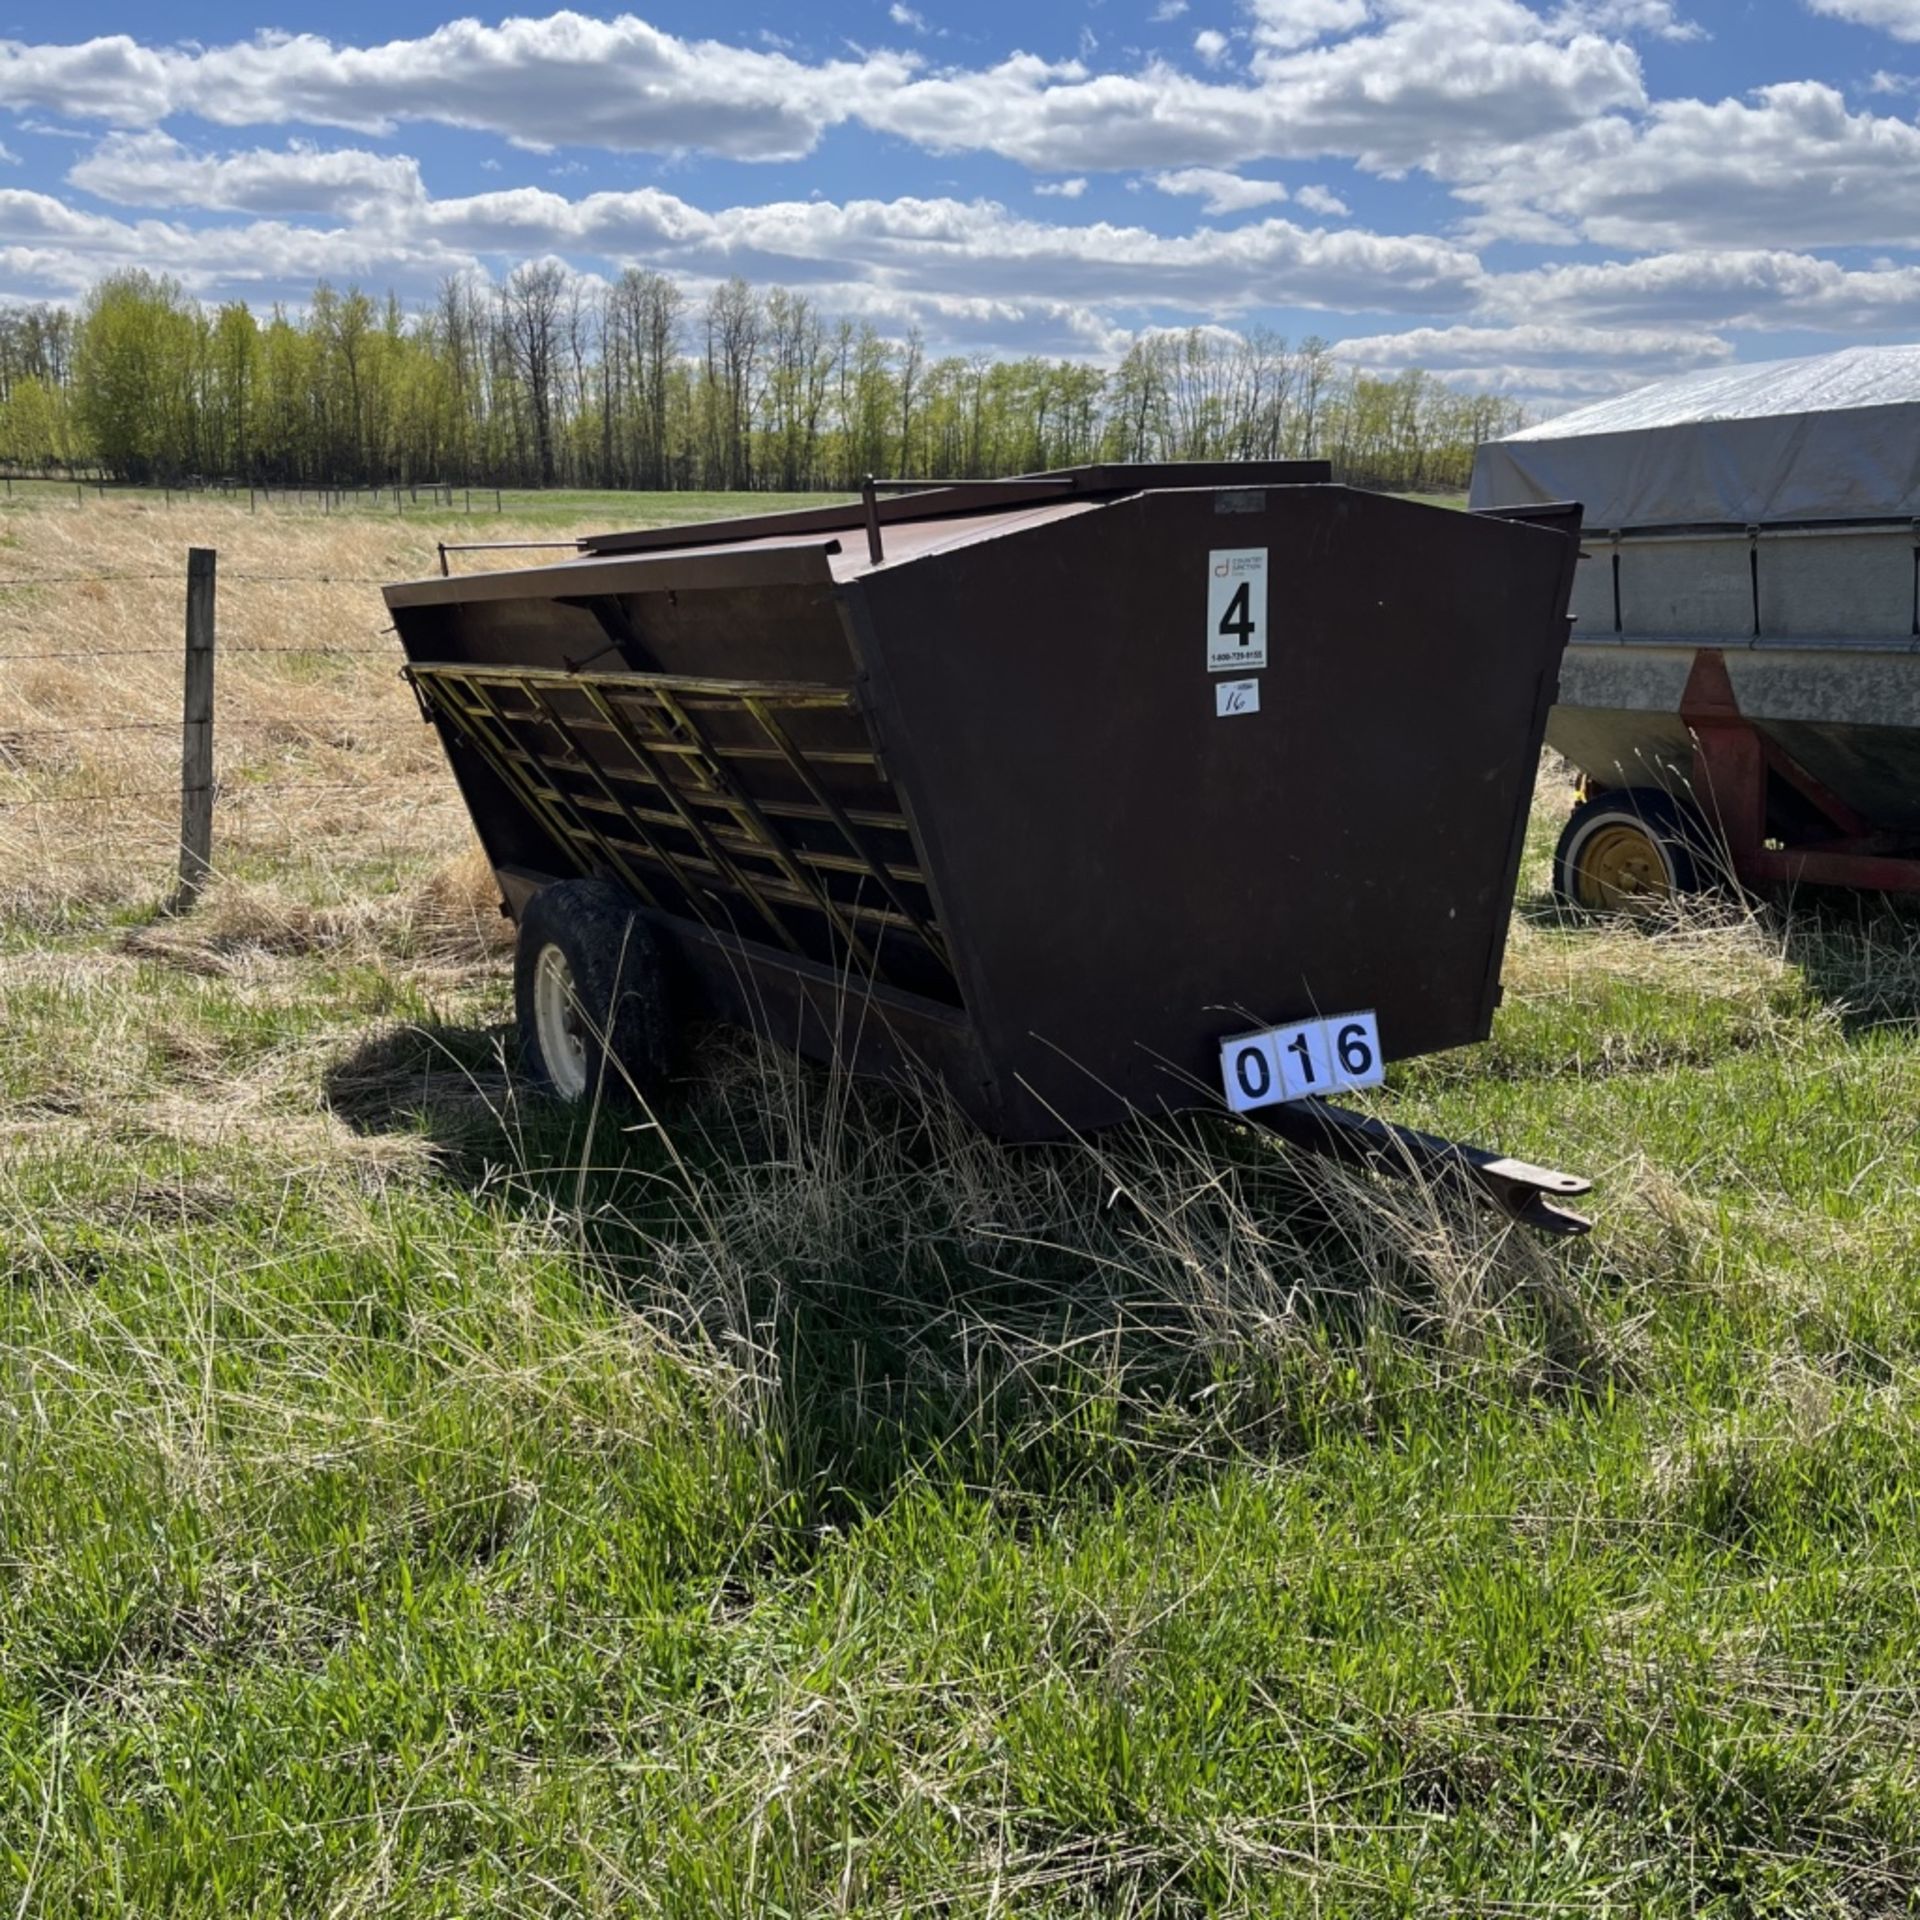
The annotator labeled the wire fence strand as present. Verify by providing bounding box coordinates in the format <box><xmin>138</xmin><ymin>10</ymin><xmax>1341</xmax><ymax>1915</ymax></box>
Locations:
<box><xmin>1</xmin><ymin>643</ymin><xmax>396</xmax><ymax>662</ymax></box>
<box><xmin>0</xmin><ymin>782</ymin><xmax>450</xmax><ymax>814</ymax></box>
<box><xmin>0</xmin><ymin>572</ymin><xmax>399</xmax><ymax>587</ymax></box>
<box><xmin>2</xmin><ymin>719</ymin><xmax>419</xmax><ymax>737</ymax></box>
<box><xmin>0</xmin><ymin>554</ymin><xmax>454</xmax><ymax>889</ymax></box>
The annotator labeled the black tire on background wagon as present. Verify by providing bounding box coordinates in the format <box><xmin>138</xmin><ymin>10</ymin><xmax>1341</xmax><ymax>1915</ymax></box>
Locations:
<box><xmin>1552</xmin><ymin>787</ymin><xmax>1710</xmax><ymax>914</ymax></box>
<box><xmin>513</xmin><ymin>879</ymin><xmax>678</xmax><ymax>1104</ymax></box>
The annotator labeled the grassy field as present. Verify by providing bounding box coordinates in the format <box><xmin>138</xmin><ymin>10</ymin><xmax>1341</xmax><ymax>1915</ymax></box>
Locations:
<box><xmin>3</xmin><ymin>492</ymin><xmax>1919</xmax><ymax>1915</ymax></box>
<box><xmin>0</xmin><ymin>476</ymin><xmax>851</xmax><ymax>532</ymax></box>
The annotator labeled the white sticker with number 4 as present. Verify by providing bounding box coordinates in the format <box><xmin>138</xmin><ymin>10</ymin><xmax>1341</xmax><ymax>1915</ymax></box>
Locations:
<box><xmin>1207</xmin><ymin>549</ymin><xmax>1268</xmax><ymax>673</ymax></box>
<box><xmin>1218</xmin><ymin>1009</ymin><xmax>1385</xmax><ymax>1113</ymax></box>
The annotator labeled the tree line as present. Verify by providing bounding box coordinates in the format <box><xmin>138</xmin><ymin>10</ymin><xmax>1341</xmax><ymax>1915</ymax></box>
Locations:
<box><xmin>0</xmin><ymin>267</ymin><xmax>1524</xmax><ymax>496</ymax></box>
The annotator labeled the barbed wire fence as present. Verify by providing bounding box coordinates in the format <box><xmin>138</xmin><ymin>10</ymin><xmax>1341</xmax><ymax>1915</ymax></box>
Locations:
<box><xmin>0</xmin><ymin>547</ymin><xmax>443</xmax><ymax>909</ymax></box>
<box><xmin>0</xmin><ymin>474</ymin><xmax>507</xmax><ymax>515</ymax></box>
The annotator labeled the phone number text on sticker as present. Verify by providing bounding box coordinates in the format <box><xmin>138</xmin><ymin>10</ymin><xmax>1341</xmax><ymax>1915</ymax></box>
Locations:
<box><xmin>1220</xmin><ymin>1010</ymin><xmax>1385</xmax><ymax>1113</ymax></box>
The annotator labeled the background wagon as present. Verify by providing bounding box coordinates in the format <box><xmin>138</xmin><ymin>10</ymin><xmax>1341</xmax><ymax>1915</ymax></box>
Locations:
<box><xmin>387</xmin><ymin>461</ymin><xmax>1590</xmax><ymax>1228</ymax></box>
<box><xmin>1473</xmin><ymin>344</ymin><xmax>1920</xmax><ymax>909</ymax></box>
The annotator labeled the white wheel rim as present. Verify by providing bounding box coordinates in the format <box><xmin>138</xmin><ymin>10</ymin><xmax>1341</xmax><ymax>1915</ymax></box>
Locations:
<box><xmin>532</xmin><ymin>943</ymin><xmax>591</xmax><ymax>1100</ymax></box>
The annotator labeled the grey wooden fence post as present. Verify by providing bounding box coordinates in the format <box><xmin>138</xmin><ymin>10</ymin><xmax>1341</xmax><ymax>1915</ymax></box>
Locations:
<box><xmin>176</xmin><ymin>547</ymin><xmax>216</xmax><ymax>907</ymax></box>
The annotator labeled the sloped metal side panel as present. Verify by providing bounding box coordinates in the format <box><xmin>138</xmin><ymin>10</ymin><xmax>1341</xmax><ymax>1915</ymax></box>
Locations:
<box><xmin>850</xmin><ymin>486</ymin><xmax>1580</xmax><ymax>1138</ymax></box>
<box><xmin>1552</xmin><ymin>639</ymin><xmax>1920</xmax><ymax>835</ymax></box>
<box><xmin>388</xmin><ymin>546</ymin><xmax>965</xmax><ymax>1004</ymax></box>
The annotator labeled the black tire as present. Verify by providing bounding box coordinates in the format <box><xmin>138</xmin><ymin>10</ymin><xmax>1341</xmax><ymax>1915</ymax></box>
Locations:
<box><xmin>513</xmin><ymin>879</ymin><xmax>678</xmax><ymax>1104</ymax></box>
<box><xmin>1552</xmin><ymin>787</ymin><xmax>1709</xmax><ymax>913</ymax></box>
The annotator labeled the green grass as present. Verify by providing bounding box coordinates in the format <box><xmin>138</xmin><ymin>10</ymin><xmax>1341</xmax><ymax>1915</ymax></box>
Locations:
<box><xmin>0</xmin><ymin>478</ymin><xmax>854</xmax><ymax>533</ymax></box>
<box><xmin>7</xmin><ymin>479</ymin><xmax>1459</xmax><ymax>534</ymax></box>
<box><xmin>412</xmin><ymin>486</ymin><xmax>856</xmax><ymax>532</ymax></box>
<box><xmin>4</xmin><ymin>809</ymin><xmax>1920</xmax><ymax>1915</ymax></box>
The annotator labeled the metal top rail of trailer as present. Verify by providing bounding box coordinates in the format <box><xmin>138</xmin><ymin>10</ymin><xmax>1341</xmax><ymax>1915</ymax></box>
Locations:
<box><xmin>387</xmin><ymin>461</ymin><xmax>1593</xmax><ymax>1231</ymax></box>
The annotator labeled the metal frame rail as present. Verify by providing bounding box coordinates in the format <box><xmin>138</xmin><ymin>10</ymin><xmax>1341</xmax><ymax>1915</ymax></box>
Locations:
<box><xmin>404</xmin><ymin>661</ymin><xmax>957</xmax><ymax>993</ymax></box>
<box><xmin>1597</xmin><ymin>513</ymin><xmax>1920</xmax><ymax>641</ymax></box>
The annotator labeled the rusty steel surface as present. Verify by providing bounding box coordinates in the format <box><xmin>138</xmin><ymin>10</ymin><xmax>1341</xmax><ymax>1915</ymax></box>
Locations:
<box><xmin>388</xmin><ymin>465</ymin><xmax>1583</xmax><ymax>1147</ymax></box>
<box><xmin>845</xmin><ymin>485</ymin><xmax>1580</xmax><ymax>1135</ymax></box>
<box><xmin>1665</xmin><ymin>647</ymin><xmax>1920</xmax><ymax>895</ymax></box>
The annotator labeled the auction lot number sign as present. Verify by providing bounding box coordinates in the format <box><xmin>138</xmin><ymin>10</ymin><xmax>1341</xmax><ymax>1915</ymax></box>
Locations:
<box><xmin>1220</xmin><ymin>1010</ymin><xmax>1385</xmax><ymax>1113</ymax></box>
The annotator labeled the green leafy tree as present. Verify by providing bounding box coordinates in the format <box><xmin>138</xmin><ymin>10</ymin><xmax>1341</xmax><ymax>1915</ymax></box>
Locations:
<box><xmin>72</xmin><ymin>272</ymin><xmax>196</xmax><ymax>481</ymax></box>
<box><xmin>48</xmin><ymin>264</ymin><xmax>1519</xmax><ymax>494</ymax></box>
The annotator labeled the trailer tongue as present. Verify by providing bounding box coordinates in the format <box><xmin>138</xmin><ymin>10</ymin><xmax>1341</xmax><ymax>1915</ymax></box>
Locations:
<box><xmin>387</xmin><ymin>462</ymin><xmax>1590</xmax><ymax>1233</ymax></box>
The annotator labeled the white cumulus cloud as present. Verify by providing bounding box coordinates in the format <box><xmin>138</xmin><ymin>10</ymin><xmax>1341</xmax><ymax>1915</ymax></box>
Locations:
<box><xmin>0</xmin><ymin>7</ymin><xmax>1651</xmax><ymax>179</ymax></box>
<box><xmin>1148</xmin><ymin>166</ymin><xmax>1290</xmax><ymax>212</ymax></box>
<box><xmin>1457</xmin><ymin>80</ymin><xmax>1920</xmax><ymax>250</ymax></box>
<box><xmin>0</xmin><ymin>159</ymin><xmax>1492</xmax><ymax>334</ymax></box>
<box><xmin>1805</xmin><ymin>0</ymin><xmax>1920</xmax><ymax>39</ymax></box>
<box><xmin>0</xmin><ymin>15</ymin><xmax>917</xmax><ymax>161</ymax></box>
<box><xmin>1294</xmin><ymin>182</ymin><xmax>1349</xmax><ymax>214</ymax></box>
<box><xmin>1484</xmin><ymin>246</ymin><xmax>1920</xmax><ymax>333</ymax></box>
<box><xmin>69</xmin><ymin>130</ymin><xmax>423</xmax><ymax>214</ymax></box>
<box><xmin>7</xmin><ymin>0</ymin><xmax>1917</xmax><ymax>402</ymax></box>
<box><xmin>1246</xmin><ymin>0</ymin><xmax>1373</xmax><ymax>50</ymax></box>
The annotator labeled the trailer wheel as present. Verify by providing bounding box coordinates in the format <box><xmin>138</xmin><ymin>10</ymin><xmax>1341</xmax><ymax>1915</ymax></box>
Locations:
<box><xmin>514</xmin><ymin>880</ymin><xmax>676</xmax><ymax>1104</ymax></box>
<box><xmin>1553</xmin><ymin>788</ymin><xmax>1707</xmax><ymax>914</ymax></box>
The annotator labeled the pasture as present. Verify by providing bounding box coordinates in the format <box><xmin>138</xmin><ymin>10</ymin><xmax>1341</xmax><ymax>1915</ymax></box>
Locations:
<box><xmin>1</xmin><ymin>491</ymin><xmax>1917</xmax><ymax>1915</ymax></box>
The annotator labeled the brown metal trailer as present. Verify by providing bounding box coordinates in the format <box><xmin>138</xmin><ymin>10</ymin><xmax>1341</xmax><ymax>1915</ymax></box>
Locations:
<box><xmin>386</xmin><ymin>462</ymin><xmax>1592</xmax><ymax>1231</ymax></box>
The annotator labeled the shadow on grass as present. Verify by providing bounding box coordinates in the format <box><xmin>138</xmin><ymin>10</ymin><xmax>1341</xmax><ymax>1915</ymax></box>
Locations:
<box><xmin>1514</xmin><ymin>876</ymin><xmax>1920</xmax><ymax>1034</ymax></box>
<box><xmin>321</xmin><ymin>1016</ymin><xmax>527</xmax><ymax>1183</ymax></box>
<box><xmin>1775</xmin><ymin>890</ymin><xmax>1920</xmax><ymax>1034</ymax></box>
<box><xmin>321</xmin><ymin>1013</ymin><xmax>1631</xmax><ymax>1538</ymax></box>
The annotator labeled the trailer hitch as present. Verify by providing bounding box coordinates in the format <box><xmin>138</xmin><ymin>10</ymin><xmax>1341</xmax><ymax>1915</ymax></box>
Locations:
<box><xmin>1254</xmin><ymin>1099</ymin><xmax>1594</xmax><ymax>1237</ymax></box>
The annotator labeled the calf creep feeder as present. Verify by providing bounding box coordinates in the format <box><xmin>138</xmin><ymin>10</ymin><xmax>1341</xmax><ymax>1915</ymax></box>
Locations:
<box><xmin>387</xmin><ymin>462</ymin><xmax>1592</xmax><ymax>1233</ymax></box>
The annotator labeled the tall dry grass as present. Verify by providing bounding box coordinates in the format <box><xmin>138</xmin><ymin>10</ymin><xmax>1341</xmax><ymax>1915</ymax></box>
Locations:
<box><xmin>0</xmin><ymin>497</ymin><xmax>588</xmax><ymax>923</ymax></box>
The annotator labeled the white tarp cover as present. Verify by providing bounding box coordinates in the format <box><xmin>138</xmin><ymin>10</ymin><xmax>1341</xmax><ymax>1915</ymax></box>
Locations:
<box><xmin>1469</xmin><ymin>343</ymin><xmax>1920</xmax><ymax>528</ymax></box>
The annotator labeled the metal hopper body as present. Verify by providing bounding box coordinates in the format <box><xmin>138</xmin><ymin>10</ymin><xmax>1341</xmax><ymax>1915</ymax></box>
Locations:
<box><xmin>388</xmin><ymin>464</ymin><xmax>1590</xmax><ymax>1227</ymax></box>
<box><xmin>1550</xmin><ymin>526</ymin><xmax>1920</xmax><ymax>891</ymax></box>
<box><xmin>1475</xmin><ymin>349</ymin><xmax>1920</xmax><ymax>898</ymax></box>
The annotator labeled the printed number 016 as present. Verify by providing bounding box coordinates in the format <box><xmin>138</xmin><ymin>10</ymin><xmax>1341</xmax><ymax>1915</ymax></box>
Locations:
<box><xmin>1218</xmin><ymin>1010</ymin><xmax>1385</xmax><ymax>1115</ymax></box>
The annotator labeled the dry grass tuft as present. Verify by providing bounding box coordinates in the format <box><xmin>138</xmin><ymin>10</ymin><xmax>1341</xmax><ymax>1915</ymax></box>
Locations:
<box><xmin>1507</xmin><ymin>892</ymin><xmax>1801</xmax><ymax>1011</ymax></box>
<box><xmin>117</xmin><ymin>847</ymin><xmax>511</xmax><ymax>979</ymax></box>
<box><xmin>526</xmin><ymin>1023</ymin><xmax>1624</xmax><ymax>1442</ymax></box>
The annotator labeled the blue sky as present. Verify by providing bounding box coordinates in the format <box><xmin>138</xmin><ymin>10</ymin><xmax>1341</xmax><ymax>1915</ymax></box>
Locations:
<box><xmin>2</xmin><ymin>0</ymin><xmax>1920</xmax><ymax>405</ymax></box>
